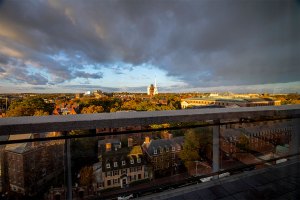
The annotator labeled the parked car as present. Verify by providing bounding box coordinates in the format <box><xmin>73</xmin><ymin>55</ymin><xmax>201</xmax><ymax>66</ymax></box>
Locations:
<box><xmin>117</xmin><ymin>194</ymin><xmax>133</xmax><ymax>200</ymax></box>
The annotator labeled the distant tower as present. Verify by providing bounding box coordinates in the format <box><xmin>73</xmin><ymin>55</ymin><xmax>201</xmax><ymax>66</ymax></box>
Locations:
<box><xmin>147</xmin><ymin>79</ymin><xmax>158</xmax><ymax>97</ymax></box>
<box><xmin>147</xmin><ymin>84</ymin><xmax>155</xmax><ymax>97</ymax></box>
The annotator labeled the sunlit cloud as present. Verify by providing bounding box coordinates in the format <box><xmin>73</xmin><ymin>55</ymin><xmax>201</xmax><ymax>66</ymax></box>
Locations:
<box><xmin>0</xmin><ymin>0</ymin><xmax>299</xmax><ymax>93</ymax></box>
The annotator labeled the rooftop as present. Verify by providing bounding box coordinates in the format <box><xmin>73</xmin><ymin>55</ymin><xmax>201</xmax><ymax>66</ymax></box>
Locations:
<box><xmin>182</xmin><ymin>97</ymin><xmax>278</xmax><ymax>103</ymax></box>
<box><xmin>5</xmin><ymin>134</ymin><xmax>34</xmax><ymax>153</ymax></box>
<box><xmin>0</xmin><ymin>105</ymin><xmax>299</xmax><ymax>199</ymax></box>
<box><xmin>139</xmin><ymin>159</ymin><xmax>300</xmax><ymax>200</ymax></box>
<box><xmin>143</xmin><ymin>136</ymin><xmax>184</xmax><ymax>155</ymax></box>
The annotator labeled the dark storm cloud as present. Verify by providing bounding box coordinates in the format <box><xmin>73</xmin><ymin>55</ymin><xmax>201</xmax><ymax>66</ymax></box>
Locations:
<box><xmin>0</xmin><ymin>54</ymin><xmax>8</xmax><ymax>65</ymax></box>
<box><xmin>0</xmin><ymin>0</ymin><xmax>299</xmax><ymax>87</ymax></box>
<box><xmin>26</xmin><ymin>73</ymin><xmax>48</xmax><ymax>85</ymax></box>
<box><xmin>73</xmin><ymin>71</ymin><xmax>103</xmax><ymax>79</ymax></box>
<box><xmin>63</xmin><ymin>84</ymin><xmax>147</xmax><ymax>93</ymax></box>
<box><xmin>31</xmin><ymin>86</ymin><xmax>48</xmax><ymax>91</ymax></box>
<box><xmin>2</xmin><ymin>64</ymin><xmax>49</xmax><ymax>85</ymax></box>
<box><xmin>63</xmin><ymin>84</ymin><xmax>120</xmax><ymax>92</ymax></box>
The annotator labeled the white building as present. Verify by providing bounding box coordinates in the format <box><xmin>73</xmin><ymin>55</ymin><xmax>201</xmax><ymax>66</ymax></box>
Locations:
<box><xmin>147</xmin><ymin>79</ymin><xmax>158</xmax><ymax>96</ymax></box>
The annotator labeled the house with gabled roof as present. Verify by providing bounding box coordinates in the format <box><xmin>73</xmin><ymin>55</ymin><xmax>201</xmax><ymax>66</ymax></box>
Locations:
<box><xmin>94</xmin><ymin>139</ymin><xmax>151</xmax><ymax>190</ymax></box>
<box><xmin>142</xmin><ymin>136</ymin><xmax>184</xmax><ymax>177</ymax></box>
<box><xmin>52</xmin><ymin>102</ymin><xmax>79</xmax><ymax>115</ymax></box>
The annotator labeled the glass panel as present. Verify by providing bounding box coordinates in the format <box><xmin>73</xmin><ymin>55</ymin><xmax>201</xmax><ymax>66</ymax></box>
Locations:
<box><xmin>220</xmin><ymin>119</ymin><xmax>294</xmax><ymax>173</ymax></box>
<box><xmin>1</xmin><ymin>133</ymin><xmax>65</xmax><ymax>199</ymax></box>
<box><xmin>1</xmin><ymin>117</ymin><xmax>299</xmax><ymax>199</ymax></box>
<box><xmin>60</xmin><ymin>126</ymin><xmax>215</xmax><ymax>199</ymax></box>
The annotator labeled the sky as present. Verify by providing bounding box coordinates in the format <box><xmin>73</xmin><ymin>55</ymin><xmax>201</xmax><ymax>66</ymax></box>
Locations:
<box><xmin>0</xmin><ymin>0</ymin><xmax>299</xmax><ymax>93</ymax></box>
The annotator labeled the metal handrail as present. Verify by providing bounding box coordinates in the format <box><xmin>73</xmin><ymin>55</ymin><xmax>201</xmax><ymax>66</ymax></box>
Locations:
<box><xmin>0</xmin><ymin>105</ymin><xmax>299</xmax><ymax>135</ymax></box>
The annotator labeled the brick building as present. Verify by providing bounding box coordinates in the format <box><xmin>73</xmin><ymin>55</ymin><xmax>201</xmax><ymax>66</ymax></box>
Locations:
<box><xmin>4</xmin><ymin>133</ymin><xmax>64</xmax><ymax>196</ymax></box>
<box><xmin>142</xmin><ymin>136</ymin><xmax>184</xmax><ymax>177</ymax></box>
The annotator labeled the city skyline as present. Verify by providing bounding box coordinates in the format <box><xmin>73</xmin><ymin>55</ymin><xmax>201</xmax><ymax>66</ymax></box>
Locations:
<box><xmin>0</xmin><ymin>0</ymin><xmax>299</xmax><ymax>93</ymax></box>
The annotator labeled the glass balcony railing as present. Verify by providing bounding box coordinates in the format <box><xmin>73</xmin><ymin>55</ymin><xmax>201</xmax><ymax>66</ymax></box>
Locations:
<box><xmin>0</xmin><ymin>105</ymin><xmax>299</xmax><ymax>200</ymax></box>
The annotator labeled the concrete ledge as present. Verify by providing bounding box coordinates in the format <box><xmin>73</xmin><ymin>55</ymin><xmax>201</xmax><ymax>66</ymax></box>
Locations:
<box><xmin>0</xmin><ymin>105</ymin><xmax>299</xmax><ymax>135</ymax></box>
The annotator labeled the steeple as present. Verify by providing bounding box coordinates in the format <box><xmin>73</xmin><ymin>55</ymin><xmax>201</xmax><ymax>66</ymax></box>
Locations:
<box><xmin>154</xmin><ymin>78</ymin><xmax>158</xmax><ymax>95</ymax></box>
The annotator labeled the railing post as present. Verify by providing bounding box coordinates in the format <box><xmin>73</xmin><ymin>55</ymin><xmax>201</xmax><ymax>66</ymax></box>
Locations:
<box><xmin>64</xmin><ymin>132</ymin><xmax>72</xmax><ymax>200</ymax></box>
<box><xmin>213</xmin><ymin>120</ymin><xmax>220</xmax><ymax>179</ymax></box>
<box><xmin>291</xmin><ymin>118</ymin><xmax>300</xmax><ymax>158</ymax></box>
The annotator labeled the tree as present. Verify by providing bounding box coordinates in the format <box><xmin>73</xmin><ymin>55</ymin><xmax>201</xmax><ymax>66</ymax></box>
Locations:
<box><xmin>179</xmin><ymin>127</ymin><xmax>212</xmax><ymax>169</ymax></box>
<box><xmin>81</xmin><ymin>105</ymin><xmax>104</xmax><ymax>114</ymax></box>
<box><xmin>237</xmin><ymin>134</ymin><xmax>250</xmax><ymax>152</ymax></box>
<box><xmin>110</xmin><ymin>107</ymin><xmax>118</xmax><ymax>112</ymax></box>
<box><xmin>34</xmin><ymin>110</ymin><xmax>49</xmax><ymax>116</ymax></box>
<box><xmin>6</xmin><ymin>97</ymin><xmax>53</xmax><ymax>117</ymax></box>
<box><xmin>70</xmin><ymin>130</ymin><xmax>98</xmax><ymax>174</ymax></box>
<box><xmin>136</xmin><ymin>101</ymin><xmax>156</xmax><ymax>111</ymax></box>
<box><xmin>121</xmin><ymin>100</ymin><xmax>138</xmax><ymax>110</ymax></box>
<box><xmin>180</xmin><ymin>130</ymin><xmax>201</xmax><ymax>169</ymax></box>
<box><xmin>79</xmin><ymin>166</ymin><xmax>94</xmax><ymax>186</ymax></box>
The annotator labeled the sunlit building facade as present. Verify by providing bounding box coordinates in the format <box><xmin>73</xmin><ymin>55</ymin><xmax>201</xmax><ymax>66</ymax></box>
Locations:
<box><xmin>181</xmin><ymin>97</ymin><xmax>281</xmax><ymax>109</ymax></box>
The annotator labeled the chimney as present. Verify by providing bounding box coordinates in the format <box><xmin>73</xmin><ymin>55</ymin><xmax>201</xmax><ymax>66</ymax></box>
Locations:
<box><xmin>32</xmin><ymin>133</ymin><xmax>40</xmax><ymax>147</ymax></box>
<box><xmin>144</xmin><ymin>136</ymin><xmax>150</xmax><ymax>144</ymax></box>
<box><xmin>128</xmin><ymin>137</ymin><xmax>133</xmax><ymax>147</ymax></box>
<box><xmin>106</xmin><ymin>143</ymin><xmax>111</xmax><ymax>152</ymax></box>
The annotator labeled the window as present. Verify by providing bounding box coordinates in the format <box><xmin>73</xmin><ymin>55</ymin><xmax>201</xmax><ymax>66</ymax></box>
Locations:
<box><xmin>166</xmin><ymin>147</ymin><xmax>169</xmax><ymax>152</ymax></box>
<box><xmin>114</xmin><ymin>170</ymin><xmax>119</xmax><ymax>176</ymax></box>
<box><xmin>172</xmin><ymin>153</ymin><xmax>175</xmax><ymax>159</ymax></box>
<box><xmin>154</xmin><ymin>149</ymin><xmax>157</xmax><ymax>154</ymax></box>
<box><xmin>107</xmin><ymin>180</ymin><xmax>111</xmax><ymax>186</ymax></box>
<box><xmin>172</xmin><ymin>147</ymin><xmax>175</xmax><ymax>151</ymax></box>
<box><xmin>160</xmin><ymin>148</ymin><xmax>163</xmax><ymax>153</ymax></box>
<box><xmin>137</xmin><ymin>158</ymin><xmax>141</xmax><ymax>163</ymax></box>
<box><xmin>106</xmin><ymin>171</ymin><xmax>112</xmax><ymax>177</ymax></box>
<box><xmin>121</xmin><ymin>169</ymin><xmax>127</xmax><ymax>174</ymax></box>
<box><xmin>114</xmin><ymin>162</ymin><xmax>118</xmax><ymax>167</ymax></box>
<box><xmin>130</xmin><ymin>159</ymin><xmax>134</xmax><ymax>164</ymax></box>
<box><xmin>122</xmin><ymin>160</ymin><xmax>126</xmax><ymax>166</ymax></box>
<box><xmin>106</xmin><ymin>163</ymin><xmax>110</xmax><ymax>169</ymax></box>
<box><xmin>138</xmin><ymin>174</ymin><xmax>141</xmax><ymax>180</ymax></box>
<box><xmin>137</xmin><ymin>166</ymin><xmax>142</xmax><ymax>171</ymax></box>
<box><xmin>113</xmin><ymin>179</ymin><xmax>118</xmax><ymax>184</ymax></box>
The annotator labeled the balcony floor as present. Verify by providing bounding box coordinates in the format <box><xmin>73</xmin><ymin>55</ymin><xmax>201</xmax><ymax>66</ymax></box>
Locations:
<box><xmin>139</xmin><ymin>158</ymin><xmax>300</xmax><ymax>200</ymax></box>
